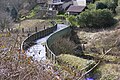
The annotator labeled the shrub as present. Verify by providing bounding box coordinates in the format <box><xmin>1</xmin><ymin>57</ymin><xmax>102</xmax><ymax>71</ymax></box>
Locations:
<box><xmin>77</xmin><ymin>9</ymin><xmax>116</xmax><ymax>28</ymax></box>
<box><xmin>96</xmin><ymin>2</ymin><xmax>107</xmax><ymax>9</ymax></box>
<box><xmin>87</xmin><ymin>3</ymin><xmax>96</xmax><ymax>10</ymax></box>
<box><xmin>67</xmin><ymin>15</ymin><xmax>78</xmax><ymax>27</ymax></box>
<box><xmin>116</xmin><ymin>6</ymin><xmax>120</xmax><ymax>15</ymax></box>
<box><xmin>118</xmin><ymin>0</ymin><xmax>120</xmax><ymax>5</ymax></box>
<box><xmin>100</xmin><ymin>0</ymin><xmax>118</xmax><ymax>13</ymax></box>
<box><xmin>116</xmin><ymin>0</ymin><xmax>120</xmax><ymax>15</ymax></box>
<box><xmin>26</xmin><ymin>5</ymin><xmax>40</xmax><ymax>18</ymax></box>
<box><xmin>51</xmin><ymin>37</ymin><xmax>76</xmax><ymax>55</ymax></box>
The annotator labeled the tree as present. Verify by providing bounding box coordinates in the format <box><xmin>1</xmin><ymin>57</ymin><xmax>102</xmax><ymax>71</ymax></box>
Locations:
<box><xmin>116</xmin><ymin>0</ymin><xmax>120</xmax><ymax>15</ymax></box>
<box><xmin>0</xmin><ymin>0</ymin><xmax>13</xmax><ymax>32</ymax></box>
<box><xmin>0</xmin><ymin>0</ymin><xmax>37</xmax><ymax>31</ymax></box>
<box><xmin>100</xmin><ymin>0</ymin><xmax>118</xmax><ymax>13</ymax></box>
<box><xmin>77</xmin><ymin>9</ymin><xmax>116</xmax><ymax>28</ymax></box>
<box><xmin>96</xmin><ymin>2</ymin><xmax>107</xmax><ymax>9</ymax></box>
<box><xmin>87</xmin><ymin>3</ymin><xmax>96</xmax><ymax>10</ymax></box>
<box><xmin>0</xmin><ymin>11</ymin><xmax>13</xmax><ymax>32</ymax></box>
<box><xmin>67</xmin><ymin>15</ymin><xmax>77</xmax><ymax>27</ymax></box>
<box><xmin>118</xmin><ymin>0</ymin><xmax>120</xmax><ymax>5</ymax></box>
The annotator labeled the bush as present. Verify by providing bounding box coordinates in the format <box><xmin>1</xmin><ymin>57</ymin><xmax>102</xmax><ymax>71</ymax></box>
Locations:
<box><xmin>116</xmin><ymin>6</ymin><xmax>120</xmax><ymax>15</ymax></box>
<box><xmin>118</xmin><ymin>0</ymin><xmax>120</xmax><ymax>5</ymax></box>
<box><xmin>100</xmin><ymin>0</ymin><xmax>118</xmax><ymax>13</ymax></box>
<box><xmin>87</xmin><ymin>3</ymin><xmax>96</xmax><ymax>10</ymax></box>
<box><xmin>116</xmin><ymin>0</ymin><xmax>120</xmax><ymax>15</ymax></box>
<box><xmin>77</xmin><ymin>9</ymin><xmax>116</xmax><ymax>28</ymax></box>
<box><xmin>51</xmin><ymin>37</ymin><xmax>76</xmax><ymax>55</ymax></box>
<box><xmin>26</xmin><ymin>5</ymin><xmax>40</xmax><ymax>18</ymax></box>
<box><xmin>67</xmin><ymin>15</ymin><xmax>78</xmax><ymax>27</ymax></box>
<box><xmin>96</xmin><ymin>2</ymin><xmax>107</xmax><ymax>9</ymax></box>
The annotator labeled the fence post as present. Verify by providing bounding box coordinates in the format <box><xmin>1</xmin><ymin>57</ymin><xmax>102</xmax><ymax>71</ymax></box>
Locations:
<box><xmin>22</xmin><ymin>28</ymin><xmax>24</xmax><ymax>33</ymax></box>
<box><xmin>29</xmin><ymin>28</ymin><xmax>30</xmax><ymax>33</ymax></box>
<box><xmin>11</xmin><ymin>28</ymin><xmax>13</xmax><ymax>33</ymax></box>
<box><xmin>53</xmin><ymin>54</ymin><xmax>56</xmax><ymax>64</ymax></box>
<box><xmin>51</xmin><ymin>53</ymin><xmax>53</xmax><ymax>62</ymax></box>
<box><xmin>44</xmin><ymin>25</ymin><xmax>45</xmax><ymax>30</ymax></box>
<box><xmin>35</xmin><ymin>27</ymin><xmax>37</xmax><ymax>32</ymax></box>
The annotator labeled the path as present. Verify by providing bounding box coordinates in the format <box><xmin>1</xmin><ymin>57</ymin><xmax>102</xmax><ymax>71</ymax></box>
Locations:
<box><xmin>26</xmin><ymin>24</ymin><xmax>68</xmax><ymax>61</ymax></box>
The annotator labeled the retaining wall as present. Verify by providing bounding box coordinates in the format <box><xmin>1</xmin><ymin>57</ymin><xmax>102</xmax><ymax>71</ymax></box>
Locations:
<box><xmin>46</xmin><ymin>25</ymin><xmax>71</xmax><ymax>63</ymax></box>
<box><xmin>22</xmin><ymin>24</ymin><xmax>57</xmax><ymax>50</ymax></box>
<box><xmin>21</xmin><ymin>22</ymin><xmax>71</xmax><ymax>63</ymax></box>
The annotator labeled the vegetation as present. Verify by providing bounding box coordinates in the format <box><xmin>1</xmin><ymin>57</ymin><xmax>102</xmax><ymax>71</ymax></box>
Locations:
<box><xmin>56</xmin><ymin>54</ymin><xmax>96</xmax><ymax>79</ymax></box>
<box><xmin>77</xmin><ymin>9</ymin><xmax>116</xmax><ymax>28</ymax></box>
<box><xmin>57</xmin><ymin>54</ymin><xmax>95</xmax><ymax>70</ymax></box>
<box><xmin>67</xmin><ymin>15</ymin><xmax>77</xmax><ymax>26</ymax></box>
<box><xmin>94</xmin><ymin>63</ymin><xmax>120</xmax><ymax>80</ymax></box>
<box><xmin>87</xmin><ymin>3</ymin><xmax>96</xmax><ymax>10</ymax></box>
<box><xmin>116</xmin><ymin>0</ymin><xmax>120</xmax><ymax>18</ymax></box>
<box><xmin>0</xmin><ymin>0</ymin><xmax>120</xmax><ymax>80</ymax></box>
<box><xmin>96</xmin><ymin>2</ymin><xmax>107</xmax><ymax>9</ymax></box>
<box><xmin>26</xmin><ymin>5</ymin><xmax>40</xmax><ymax>19</ymax></box>
<box><xmin>51</xmin><ymin>37</ymin><xmax>84</xmax><ymax>56</ymax></box>
<box><xmin>95</xmin><ymin>0</ymin><xmax>118</xmax><ymax>13</ymax></box>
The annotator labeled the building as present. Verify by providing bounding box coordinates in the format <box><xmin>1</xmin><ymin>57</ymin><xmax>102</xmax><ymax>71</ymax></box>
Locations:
<box><xmin>36</xmin><ymin>0</ymin><xmax>91</xmax><ymax>15</ymax></box>
<box><xmin>36</xmin><ymin>0</ymin><xmax>47</xmax><ymax>4</ymax></box>
<box><xmin>67</xmin><ymin>0</ymin><xmax>86</xmax><ymax>15</ymax></box>
<box><xmin>48</xmin><ymin>0</ymin><xmax>64</xmax><ymax>11</ymax></box>
<box><xmin>67</xmin><ymin>5</ymin><xmax>85</xmax><ymax>15</ymax></box>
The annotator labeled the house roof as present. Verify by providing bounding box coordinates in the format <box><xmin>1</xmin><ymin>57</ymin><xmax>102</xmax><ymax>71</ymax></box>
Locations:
<box><xmin>67</xmin><ymin>5</ymin><xmax>85</xmax><ymax>13</ymax></box>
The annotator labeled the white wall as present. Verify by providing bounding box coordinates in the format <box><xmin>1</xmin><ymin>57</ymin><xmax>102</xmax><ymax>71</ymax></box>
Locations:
<box><xmin>72</xmin><ymin>0</ymin><xmax>86</xmax><ymax>6</ymax></box>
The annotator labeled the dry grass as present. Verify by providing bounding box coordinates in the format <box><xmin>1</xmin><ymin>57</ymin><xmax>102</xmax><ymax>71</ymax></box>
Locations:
<box><xmin>94</xmin><ymin>63</ymin><xmax>120</xmax><ymax>80</ymax></box>
<box><xmin>13</xmin><ymin>19</ymin><xmax>52</xmax><ymax>31</ymax></box>
<box><xmin>0</xmin><ymin>32</ymin><xmax>82</xmax><ymax>80</ymax></box>
<box><xmin>77</xmin><ymin>28</ymin><xmax>120</xmax><ymax>55</ymax></box>
<box><xmin>57</xmin><ymin>54</ymin><xmax>95</xmax><ymax>70</ymax></box>
<box><xmin>0</xmin><ymin>33</ymin><xmax>54</xmax><ymax>80</ymax></box>
<box><xmin>76</xmin><ymin>25</ymin><xmax>120</xmax><ymax>80</ymax></box>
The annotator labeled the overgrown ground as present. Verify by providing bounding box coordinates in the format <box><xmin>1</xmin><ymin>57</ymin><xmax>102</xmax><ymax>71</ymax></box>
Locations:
<box><xmin>1</xmin><ymin>19</ymin><xmax>82</xmax><ymax>80</ymax></box>
<box><xmin>76</xmin><ymin>21</ymin><xmax>120</xmax><ymax>80</ymax></box>
<box><xmin>13</xmin><ymin>19</ymin><xmax>53</xmax><ymax>33</ymax></box>
<box><xmin>0</xmin><ymin>20</ymin><xmax>54</xmax><ymax>80</ymax></box>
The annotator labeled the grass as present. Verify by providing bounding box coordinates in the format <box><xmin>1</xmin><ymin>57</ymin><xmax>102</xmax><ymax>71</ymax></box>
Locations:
<box><xmin>14</xmin><ymin>19</ymin><xmax>53</xmax><ymax>33</ymax></box>
<box><xmin>57</xmin><ymin>54</ymin><xmax>95</xmax><ymax>70</ymax></box>
<box><xmin>19</xmin><ymin>19</ymin><xmax>45</xmax><ymax>28</ymax></box>
<box><xmin>114</xmin><ymin>14</ymin><xmax>120</xmax><ymax>20</ymax></box>
<box><xmin>94</xmin><ymin>63</ymin><xmax>120</xmax><ymax>80</ymax></box>
<box><xmin>85</xmin><ymin>53</ymin><xmax>120</xmax><ymax>63</ymax></box>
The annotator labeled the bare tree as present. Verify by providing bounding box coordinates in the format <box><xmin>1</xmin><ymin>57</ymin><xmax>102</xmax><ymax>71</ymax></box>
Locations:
<box><xmin>0</xmin><ymin>0</ymin><xmax>37</xmax><ymax>32</ymax></box>
<box><xmin>0</xmin><ymin>0</ymin><xmax>13</xmax><ymax>32</ymax></box>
